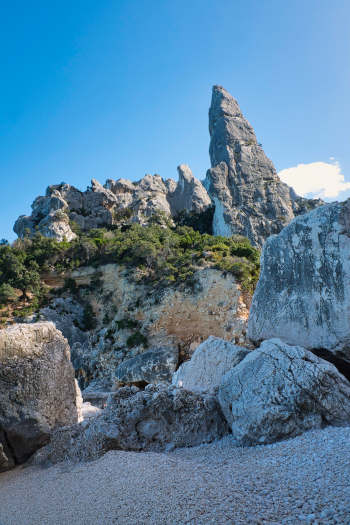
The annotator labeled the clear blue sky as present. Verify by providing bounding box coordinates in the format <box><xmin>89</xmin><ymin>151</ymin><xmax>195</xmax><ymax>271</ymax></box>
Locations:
<box><xmin>1</xmin><ymin>0</ymin><xmax>349</xmax><ymax>241</ymax></box>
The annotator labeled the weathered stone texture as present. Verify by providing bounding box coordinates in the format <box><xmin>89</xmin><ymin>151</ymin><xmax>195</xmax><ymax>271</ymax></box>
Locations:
<box><xmin>41</xmin><ymin>265</ymin><xmax>249</xmax><ymax>390</ymax></box>
<box><xmin>204</xmin><ymin>85</ymin><xmax>322</xmax><ymax>247</ymax></box>
<box><xmin>115</xmin><ymin>346</ymin><xmax>179</xmax><ymax>386</ymax></box>
<box><xmin>33</xmin><ymin>384</ymin><xmax>229</xmax><ymax>465</ymax></box>
<box><xmin>248</xmin><ymin>199</ymin><xmax>350</xmax><ymax>368</ymax></box>
<box><xmin>0</xmin><ymin>322</ymin><xmax>81</xmax><ymax>470</ymax></box>
<box><xmin>172</xmin><ymin>336</ymin><xmax>249</xmax><ymax>393</ymax></box>
<box><xmin>14</xmin><ymin>167</ymin><xmax>211</xmax><ymax>241</ymax></box>
<box><xmin>218</xmin><ymin>339</ymin><xmax>350</xmax><ymax>446</ymax></box>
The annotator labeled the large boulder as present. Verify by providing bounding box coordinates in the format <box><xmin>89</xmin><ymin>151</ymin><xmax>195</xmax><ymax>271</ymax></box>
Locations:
<box><xmin>114</xmin><ymin>346</ymin><xmax>179</xmax><ymax>385</ymax></box>
<box><xmin>218</xmin><ymin>339</ymin><xmax>350</xmax><ymax>446</ymax></box>
<box><xmin>172</xmin><ymin>336</ymin><xmax>249</xmax><ymax>393</ymax></box>
<box><xmin>204</xmin><ymin>85</ymin><xmax>322</xmax><ymax>247</ymax></box>
<box><xmin>0</xmin><ymin>322</ymin><xmax>81</xmax><ymax>470</ymax></box>
<box><xmin>248</xmin><ymin>200</ymin><xmax>350</xmax><ymax>371</ymax></box>
<box><xmin>33</xmin><ymin>384</ymin><xmax>229</xmax><ymax>465</ymax></box>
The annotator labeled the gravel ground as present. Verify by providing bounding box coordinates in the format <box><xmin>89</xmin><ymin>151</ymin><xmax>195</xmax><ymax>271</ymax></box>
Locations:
<box><xmin>0</xmin><ymin>426</ymin><xmax>350</xmax><ymax>525</ymax></box>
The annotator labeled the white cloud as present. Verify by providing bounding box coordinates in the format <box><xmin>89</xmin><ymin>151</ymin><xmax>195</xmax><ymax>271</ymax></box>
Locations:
<box><xmin>278</xmin><ymin>161</ymin><xmax>350</xmax><ymax>199</ymax></box>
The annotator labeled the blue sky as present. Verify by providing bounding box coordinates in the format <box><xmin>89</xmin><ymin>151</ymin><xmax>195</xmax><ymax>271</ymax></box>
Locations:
<box><xmin>1</xmin><ymin>0</ymin><xmax>350</xmax><ymax>241</ymax></box>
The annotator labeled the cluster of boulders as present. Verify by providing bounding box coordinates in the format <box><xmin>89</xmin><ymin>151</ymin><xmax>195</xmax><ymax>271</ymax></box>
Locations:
<box><xmin>2</xmin><ymin>314</ymin><xmax>350</xmax><ymax>470</ymax></box>
<box><xmin>30</xmin><ymin>195</ymin><xmax>350</xmax><ymax>465</ymax></box>
<box><xmin>2</xmin><ymin>86</ymin><xmax>350</xmax><ymax>472</ymax></box>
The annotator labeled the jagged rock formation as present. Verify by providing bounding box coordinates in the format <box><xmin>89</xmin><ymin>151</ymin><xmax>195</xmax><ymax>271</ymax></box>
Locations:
<box><xmin>14</xmin><ymin>165</ymin><xmax>211</xmax><ymax>241</ymax></box>
<box><xmin>204</xmin><ymin>85</ymin><xmax>323</xmax><ymax>247</ymax></box>
<box><xmin>168</xmin><ymin>164</ymin><xmax>212</xmax><ymax>215</ymax></box>
<box><xmin>14</xmin><ymin>86</ymin><xmax>323</xmax><ymax>247</ymax></box>
<box><xmin>248</xmin><ymin>199</ymin><xmax>350</xmax><ymax>374</ymax></box>
<box><xmin>0</xmin><ymin>322</ymin><xmax>81</xmax><ymax>471</ymax></box>
<box><xmin>33</xmin><ymin>384</ymin><xmax>229</xmax><ymax>465</ymax></box>
<box><xmin>218</xmin><ymin>339</ymin><xmax>350</xmax><ymax>446</ymax></box>
<box><xmin>172</xmin><ymin>336</ymin><xmax>249</xmax><ymax>393</ymax></box>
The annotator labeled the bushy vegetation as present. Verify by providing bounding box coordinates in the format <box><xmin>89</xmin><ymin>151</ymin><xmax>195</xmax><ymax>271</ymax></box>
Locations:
<box><xmin>0</xmin><ymin>222</ymin><xmax>260</xmax><ymax>321</ymax></box>
<box><xmin>126</xmin><ymin>331</ymin><xmax>148</xmax><ymax>348</ymax></box>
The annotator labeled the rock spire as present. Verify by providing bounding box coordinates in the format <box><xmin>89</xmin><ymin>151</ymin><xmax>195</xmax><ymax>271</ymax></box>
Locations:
<box><xmin>204</xmin><ymin>85</ymin><xmax>322</xmax><ymax>247</ymax></box>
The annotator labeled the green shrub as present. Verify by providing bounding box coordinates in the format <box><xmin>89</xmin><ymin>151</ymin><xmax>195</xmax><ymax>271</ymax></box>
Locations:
<box><xmin>0</xmin><ymin>283</ymin><xmax>17</xmax><ymax>305</ymax></box>
<box><xmin>0</xmin><ymin>222</ymin><xmax>260</xmax><ymax>318</ymax></box>
<box><xmin>81</xmin><ymin>303</ymin><xmax>97</xmax><ymax>331</ymax></box>
<box><xmin>116</xmin><ymin>318</ymin><xmax>139</xmax><ymax>330</ymax></box>
<box><xmin>126</xmin><ymin>331</ymin><xmax>148</xmax><ymax>348</ymax></box>
<box><xmin>113</xmin><ymin>207</ymin><xmax>133</xmax><ymax>222</ymax></box>
<box><xmin>69</xmin><ymin>220</ymin><xmax>82</xmax><ymax>235</ymax></box>
<box><xmin>63</xmin><ymin>278</ymin><xmax>78</xmax><ymax>295</ymax></box>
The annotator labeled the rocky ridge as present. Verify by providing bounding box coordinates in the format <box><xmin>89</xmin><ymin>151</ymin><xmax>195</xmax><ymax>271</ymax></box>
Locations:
<box><xmin>14</xmin><ymin>86</ymin><xmax>321</xmax><ymax>247</ymax></box>
<box><xmin>14</xmin><ymin>165</ymin><xmax>212</xmax><ymax>242</ymax></box>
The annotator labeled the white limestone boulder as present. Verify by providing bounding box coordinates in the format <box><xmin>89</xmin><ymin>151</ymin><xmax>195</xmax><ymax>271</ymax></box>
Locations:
<box><xmin>218</xmin><ymin>338</ymin><xmax>350</xmax><ymax>446</ymax></box>
<box><xmin>172</xmin><ymin>336</ymin><xmax>249</xmax><ymax>393</ymax></box>
<box><xmin>248</xmin><ymin>199</ymin><xmax>350</xmax><ymax>370</ymax></box>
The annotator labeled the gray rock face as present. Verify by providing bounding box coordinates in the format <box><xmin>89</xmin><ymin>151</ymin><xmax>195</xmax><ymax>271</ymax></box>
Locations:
<box><xmin>0</xmin><ymin>322</ymin><xmax>81</xmax><ymax>470</ymax></box>
<box><xmin>218</xmin><ymin>339</ymin><xmax>350</xmax><ymax>446</ymax></box>
<box><xmin>248</xmin><ymin>200</ymin><xmax>350</xmax><ymax>369</ymax></box>
<box><xmin>33</xmin><ymin>384</ymin><xmax>229</xmax><ymax>464</ymax></box>
<box><xmin>115</xmin><ymin>346</ymin><xmax>178</xmax><ymax>385</ymax></box>
<box><xmin>204</xmin><ymin>85</ymin><xmax>322</xmax><ymax>247</ymax></box>
<box><xmin>14</xmin><ymin>168</ymin><xmax>211</xmax><ymax>241</ymax></box>
<box><xmin>172</xmin><ymin>336</ymin><xmax>249</xmax><ymax>393</ymax></box>
<box><xmin>40</xmin><ymin>297</ymin><xmax>89</xmax><ymax>350</ymax></box>
<box><xmin>169</xmin><ymin>164</ymin><xmax>212</xmax><ymax>215</ymax></box>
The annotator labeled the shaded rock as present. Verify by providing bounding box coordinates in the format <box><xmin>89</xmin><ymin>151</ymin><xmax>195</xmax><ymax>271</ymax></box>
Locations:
<box><xmin>218</xmin><ymin>339</ymin><xmax>350</xmax><ymax>446</ymax></box>
<box><xmin>248</xmin><ymin>199</ymin><xmax>350</xmax><ymax>371</ymax></box>
<box><xmin>169</xmin><ymin>164</ymin><xmax>212</xmax><ymax>215</ymax></box>
<box><xmin>204</xmin><ymin>85</ymin><xmax>322</xmax><ymax>247</ymax></box>
<box><xmin>33</xmin><ymin>384</ymin><xmax>229</xmax><ymax>465</ymax></box>
<box><xmin>172</xmin><ymin>336</ymin><xmax>249</xmax><ymax>393</ymax></box>
<box><xmin>0</xmin><ymin>322</ymin><xmax>81</xmax><ymax>470</ymax></box>
<box><xmin>40</xmin><ymin>297</ymin><xmax>89</xmax><ymax>350</ymax></box>
<box><xmin>0</xmin><ymin>438</ymin><xmax>14</xmax><ymax>473</ymax></box>
<box><xmin>82</xmin><ymin>390</ymin><xmax>110</xmax><ymax>409</ymax></box>
<box><xmin>115</xmin><ymin>346</ymin><xmax>178</xmax><ymax>385</ymax></box>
